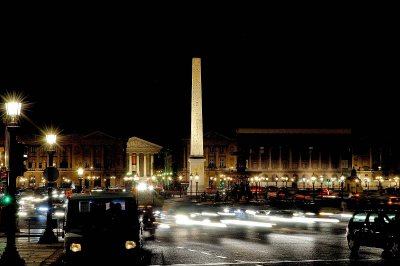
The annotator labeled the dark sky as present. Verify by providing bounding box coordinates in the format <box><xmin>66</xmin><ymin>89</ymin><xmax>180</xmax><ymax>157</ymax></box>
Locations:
<box><xmin>0</xmin><ymin>8</ymin><xmax>398</xmax><ymax>147</ymax></box>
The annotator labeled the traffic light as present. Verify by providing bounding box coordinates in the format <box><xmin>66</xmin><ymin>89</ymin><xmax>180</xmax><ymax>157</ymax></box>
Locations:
<box><xmin>220</xmin><ymin>181</ymin><xmax>225</xmax><ymax>187</ymax></box>
<box><xmin>1</xmin><ymin>194</ymin><xmax>12</xmax><ymax>206</ymax></box>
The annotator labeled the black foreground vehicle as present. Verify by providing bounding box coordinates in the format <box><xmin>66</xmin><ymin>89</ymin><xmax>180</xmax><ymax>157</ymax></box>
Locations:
<box><xmin>346</xmin><ymin>208</ymin><xmax>400</xmax><ymax>256</ymax></box>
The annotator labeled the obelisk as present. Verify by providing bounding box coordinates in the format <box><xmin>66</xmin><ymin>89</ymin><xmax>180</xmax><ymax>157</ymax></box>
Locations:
<box><xmin>188</xmin><ymin>57</ymin><xmax>205</xmax><ymax>196</ymax></box>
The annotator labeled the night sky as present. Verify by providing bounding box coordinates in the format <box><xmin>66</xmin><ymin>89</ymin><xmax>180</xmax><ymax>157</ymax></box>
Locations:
<box><xmin>0</xmin><ymin>9</ymin><xmax>398</xmax><ymax>147</ymax></box>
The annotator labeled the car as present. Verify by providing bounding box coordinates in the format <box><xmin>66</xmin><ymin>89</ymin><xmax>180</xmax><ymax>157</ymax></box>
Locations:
<box><xmin>138</xmin><ymin>205</ymin><xmax>157</xmax><ymax>237</ymax></box>
<box><xmin>346</xmin><ymin>209</ymin><xmax>400</xmax><ymax>256</ymax></box>
<box><xmin>63</xmin><ymin>192</ymin><xmax>143</xmax><ymax>264</ymax></box>
<box><xmin>388</xmin><ymin>196</ymin><xmax>400</xmax><ymax>206</ymax></box>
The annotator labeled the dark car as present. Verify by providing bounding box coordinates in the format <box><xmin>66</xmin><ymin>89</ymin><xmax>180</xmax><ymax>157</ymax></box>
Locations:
<box><xmin>63</xmin><ymin>192</ymin><xmax>143</xmax><ymax>264</ymax></box>
<box><xmin>346</xmin><ymin>209</ymin><xmax>400</xmax><ymax>256</ymax></box>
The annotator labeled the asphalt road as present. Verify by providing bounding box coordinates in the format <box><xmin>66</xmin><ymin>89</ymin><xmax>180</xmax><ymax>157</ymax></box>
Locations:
<box><xmin>17</xmin><ymin>199</ymin><xmax>400</xmax><ymax>265</ymax></box>
<box><xmin>143</xmin><ymin>215</ymin><xmax>395</xmax><ymax>265</ymax></box>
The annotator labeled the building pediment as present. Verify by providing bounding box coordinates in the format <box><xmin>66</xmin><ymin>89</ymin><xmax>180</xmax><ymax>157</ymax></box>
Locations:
<box><xmin>126</xmin><ymin>137</ymin><xmax>162</xmax><ymax>154</ymax></box>
<box><xmin>83</xmin><ymin>131</ymin><xmax>116</xmax><ymax>140</ymax></box>
<box><xmin>204</xmin><ymin>131</ymin><xmax>233</xmax><ymax>141</ymax></box>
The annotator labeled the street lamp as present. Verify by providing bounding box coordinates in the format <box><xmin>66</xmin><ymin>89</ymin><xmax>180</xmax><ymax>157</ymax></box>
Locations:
<box><xmin>77</xmin><ymin>167</ymin><xmax>83</xmax><ymax>193</ymax></box>
<box><xmin>39</xmin><ymin>133</ymin><xmax>59</xmax><ymax>244</ymax></box>
<box><xmin>377</xmin><ymin>176</ymin><xmax>383</xmax><ymax>194</ymax></box>
<box><xmin>364</xmin><ymin>177</ymin><xmax>370</xmax><ymax>195</ymax></box>
<box><xmin>395</xmin><ymin>176</ymin><xmax>399</xmax><ymax>192</ymax></box>
<box><xmin>188</xmin><ymin>173</ymin><xmax>193</xmax><ymax>197</ymax></box>
<box><xmin>332</xmin><ymin>177</ymin><xmax>336</xmax><ymax>191</ymax></box>
<box><xmin>178</xmin><ymin>175</ymin><xmax>183</xmax><ymax>198</ymax></box>
<box><xmin>319</xmin><ymin>176</ymin><xmax>324</xmax><ymax>200</ymax></box>
<box><xmin>195</xmin><ymin>174</ymin><xmax>199</xmax><ymax>200</ymax></box>
<box><xmin>255</xmin><ymin>176</ymin><xmax>259</xmax><ymax>201</ymax></box>
<box><xmin>340</xmin><ymin>175</ymin><xmax>345</xmax><ymax>200</ymax></box>
<box><xmin>0</xmin><ymin>97</ymin><xmax>25</xmax><ymax>265</ymax></box>
<box><xmin>311</xmin><ymin>175</ymin><xmax>316</xmax><ymax>201</ymax></box>
<box><xmin>302</xmin><ymin>177</ymin><xmax>306</xmax><ymax>190</ymax></box>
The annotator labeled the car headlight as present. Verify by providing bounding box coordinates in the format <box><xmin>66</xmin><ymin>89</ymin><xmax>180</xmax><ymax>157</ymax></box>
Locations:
<box><xmin>70</xmin><ymin>243</ymin><xmax>81</xmax><ymax>252</ymax></box>
<box><xmin>125</xmin><ymin>241</ymin><xmax>136</xmax><ymax>249</ymax></box>
<box><xmin>54</xmin><ymin>211</ymin><xmax>64</xmax><ymax>217</ymax></box>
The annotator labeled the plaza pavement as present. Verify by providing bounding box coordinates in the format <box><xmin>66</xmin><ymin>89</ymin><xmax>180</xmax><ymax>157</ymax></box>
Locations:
<box><xmin>0</xmin><ymin>233</ymin><xmax>63</xmax><ymax>266</ymax></box>
<box><xmin>0</xmin><ymin>197</ymin><xmax>188</xmax><ymax>266</ymax></box>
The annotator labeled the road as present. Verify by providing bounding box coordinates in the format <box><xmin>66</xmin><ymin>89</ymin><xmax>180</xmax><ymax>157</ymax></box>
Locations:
<box><xmin>142</xmin><ymin>210</ymin><xmax>394</xmax><ymax>265</ymax></box>
<box><xmin>17</xmin><ymin>199</ymin><xmax>399</xmax><ymax>265</ymax></box>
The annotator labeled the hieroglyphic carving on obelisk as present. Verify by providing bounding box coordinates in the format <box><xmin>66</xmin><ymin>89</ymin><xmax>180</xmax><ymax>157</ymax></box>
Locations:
<box><xmin>188</xmin><ymin>57</ymin><xmax>205</xmax><ymax>196</ymax></box>
<box><xmin>190</xmin><ymin>58</ymin><xmax>204</xmax><ymax>156</ymax></box>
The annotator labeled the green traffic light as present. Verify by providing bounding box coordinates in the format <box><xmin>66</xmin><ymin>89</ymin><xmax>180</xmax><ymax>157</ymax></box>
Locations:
<box><xmin>2</xmin><ymin>194</ymin><xmax>12</xmax><ymax>205</ymax></box>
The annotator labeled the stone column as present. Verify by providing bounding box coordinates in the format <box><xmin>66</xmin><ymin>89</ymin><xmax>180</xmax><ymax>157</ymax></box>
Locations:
<box><xmin>101</xmin><ymin>145</ymin><xmax>104</xmax><ymax>169</ymax></box>
<box><xmin>137</xmin><ymin>154</ymin><xmax>140</xmax><ymax>176</ymax></box>
<box><xmin>319</xmin><ymin>151</ymin><xmax>322</xmax><ymax>169</ymax></box>
<box><xmin>249</xmin><ymin>149</ymin><xmax>252</xmax><ymax>170</ymax></box>
<box><xmin>144</xmin><ymin>154</ymin><xmax>147</xmax><ymax>177</ymax></box>
<box><xmin>90</xmin><ymin>146</ymin><xmax>94</xmax><ymax>168</ymax></box>
<box><xmin>369</xmin><ymin>147</ymin><xmax>373</xmax><ymax>169</ymax></box>
<box><xmin>269</xmin><ymin>147</ymin><xmax>272</xmax><ymax>170</ymax></box>
<box><xmin>128</xmin><ymin>153</ymin><xmax>132</xmax><ymax>173</ymax></box>
<box><xmin>299</xmin><ymin>153</ymin><xmax>302</xmax><ymax>169</ymax></box>
<box><xmin>151</xmin><ymin>154</ymin><xmax>154</xmax><ymax>176</ymax></box>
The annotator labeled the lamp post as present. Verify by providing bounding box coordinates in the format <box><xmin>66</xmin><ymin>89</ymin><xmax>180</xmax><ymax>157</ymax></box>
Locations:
<box><xmin>377</xmin><ymin>176</ymin><xmax>383</xmax><ymax>194</ymax></box>
<box><xmin>195</xmin><ymin>174</ymin><xmax>199</xmax><ymax>201</ymax></box>
<box><xmin>38</xmin><ymin>133</ymin><xmax>59</xmax><ymax>244</ymax></box>
<box><xmin>275</xmin><ymin>176</ymin><xmax>278</xmax><ymax>187</ymax></box>
<box><xmin>320</xmin><ymin>176</ymin><xmax>324</xmax><ymax>200</ymax></box>
<box><xmin>255</xmin><ymin>176</ymin><xmax>259</xmax><ymax>201</ymax></box>
<box><xmin>311</xmin><ymin>175</ymin><xmax>316</xmax><ymax>201</ymax></box>
<box><xmin>395</xmin><ymin>176</ymin><xmax>399</xmax><ymax>192</ymax></box>
<box><xmin>302</xmin><ymin>177</ymin><xmax>306</xmax><ymax>190</ymax></box>
<box><xmin>340</xmin><ymin>175</ymin><xmax>345</xmax><ymax>200</ymax></box>
<box><xmin>189</xmin><ymin>174</ymin><xmax>193</xmax><ymax>197</ymax></box>
<box><xmin>77</xmin><ymin>167</ymin><xmax>83</xmax><ymax>193</ymax></box>
<box><xmin>178</xmin><ymin>175</ymin><xmax>182</xmax><ymax>198</ymax></box>
<box><xmin>0</xmin><ymin>98</ymin><xmax>25</xmax><ymax>265</ymax></box>
<box><xmin>364</xmin><ymin>177</ymin><xmax>370</xmax><ymax>195</ymax></box>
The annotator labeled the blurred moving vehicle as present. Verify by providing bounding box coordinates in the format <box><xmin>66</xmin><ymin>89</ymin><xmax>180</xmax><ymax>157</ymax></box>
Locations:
<box><xmin>138</xmin><ymin>205</ymin><xmax>157</xmax><ymax>238</ymax></box>
<box><xmin>63</xmin><ymin>192</ymin><xmax>143</xmax><ymax>263</ymax></box>
<box><xmin>346</xmin><ymin>209</ymin><xmax>400</xmax><ymax>256</ymax></box>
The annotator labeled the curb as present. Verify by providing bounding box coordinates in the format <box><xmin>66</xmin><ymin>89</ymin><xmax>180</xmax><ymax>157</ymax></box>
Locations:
<box><xmin>40</xmin><ymin>247</ymin><xmax>64</xmax><ymax>266</ymax></box>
